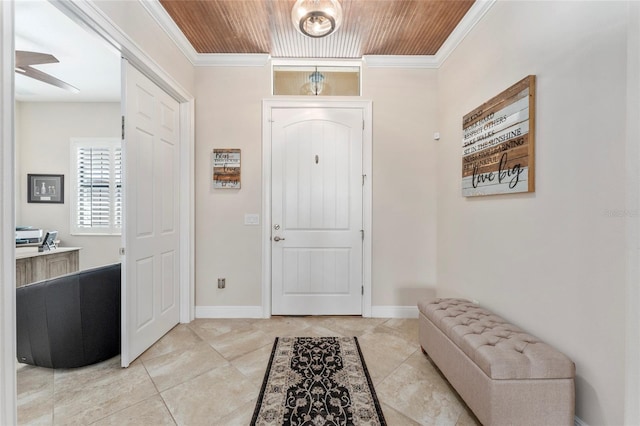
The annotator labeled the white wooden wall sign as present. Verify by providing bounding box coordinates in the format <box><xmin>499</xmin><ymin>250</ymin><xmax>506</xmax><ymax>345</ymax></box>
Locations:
<box><xmin>462</xmin><ymin>75</ymin><xmax>536</xmax><ymax>197</ymax></box>
<box><xmin>213</xmin><ymin>148</ymin><xmax>241</xmax><ymax>189</ymax></box>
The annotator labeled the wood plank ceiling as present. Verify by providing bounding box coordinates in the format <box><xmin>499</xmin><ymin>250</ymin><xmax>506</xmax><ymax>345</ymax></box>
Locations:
<box><xmin>159</xmin><ymin>0</ymin><xmax>475</xmax><ymax>58</ymax></box>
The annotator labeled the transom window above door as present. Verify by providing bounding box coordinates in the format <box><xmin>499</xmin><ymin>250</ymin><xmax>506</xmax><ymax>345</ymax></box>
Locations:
<box><xmin>273</xmin><ymin>63</ymin><xmax>361</xmax><ymax>96</ymax></box>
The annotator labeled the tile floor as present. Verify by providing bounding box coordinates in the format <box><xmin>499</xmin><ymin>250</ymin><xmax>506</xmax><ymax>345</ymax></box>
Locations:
<box><xmin>17</xmin><ymin>316</ymin><xmax>480</xmax><ymax>425</ymax></box>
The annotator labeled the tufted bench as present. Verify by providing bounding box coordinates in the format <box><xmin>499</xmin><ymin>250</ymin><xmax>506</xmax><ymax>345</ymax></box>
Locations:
<box><xmin>418</xmin><ymin>298</ymin><xmax>575</xmax><ymax>426</ymax></box>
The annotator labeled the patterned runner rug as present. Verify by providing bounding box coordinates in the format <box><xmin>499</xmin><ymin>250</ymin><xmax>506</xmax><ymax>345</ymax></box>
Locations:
<box><xmin>251</xmin><ymin>336</ymin><xmax>386</xmax><ymax>426</ymax></box>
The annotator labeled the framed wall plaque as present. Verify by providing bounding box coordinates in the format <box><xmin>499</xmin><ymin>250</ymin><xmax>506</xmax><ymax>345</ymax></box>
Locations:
<box><xmin>28</xmin><ymin>174</ymin><xmax>64</xmax><ymax>203</ymax></box>
<box><xmin>213</xmin><ymin>149</ymin><xmax>241</xmax><ymax>189</ymax></box>
<box><xmin>462</xmin><ymin>75</ymin><xmax>536</xmax><ymax>197</ymax></box>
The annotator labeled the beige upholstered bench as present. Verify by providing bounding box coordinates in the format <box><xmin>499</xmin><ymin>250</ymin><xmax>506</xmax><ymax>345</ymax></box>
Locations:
<box><xmin>418</xmin><ymin>298</ymin><xmax>575</xmax><ymax>426</ymax></box>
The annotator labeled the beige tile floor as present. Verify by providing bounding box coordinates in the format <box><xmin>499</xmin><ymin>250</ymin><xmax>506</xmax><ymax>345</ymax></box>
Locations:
<box><xmin>17</xmin><ymin>316</ymin><xmax>481</xmax><ymax>425</ymax></box>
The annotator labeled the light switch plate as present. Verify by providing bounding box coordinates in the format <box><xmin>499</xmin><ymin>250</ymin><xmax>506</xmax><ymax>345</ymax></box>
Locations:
<box><xmin>244</xmin><ymin>213</ymin><xmax>260</xmax><ymax>225</ymax></box>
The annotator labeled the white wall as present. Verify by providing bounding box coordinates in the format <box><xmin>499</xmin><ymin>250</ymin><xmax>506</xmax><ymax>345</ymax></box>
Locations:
<box><xmin>193</xmin><ymin>65</ymin><xmax>439</xmax><ymax>310</ymax></box>
<box><xmin>195</xmin><ymin>66</ymin><xmax>270</xmax><ymax>308</ymax></box>
<box><xmin>436</xmin><ymin>2</ymin><xmax>628</xmax><ymax>425</ymax></box>
<box><xmin>363</xmin><ymin>66</ymin><xmax>439</xmax><ymax>306</ymax></box>
<box><xmin>16</xmin><ymin>102</ymin><xmax>121</xmax><ymax>270</ymax></box>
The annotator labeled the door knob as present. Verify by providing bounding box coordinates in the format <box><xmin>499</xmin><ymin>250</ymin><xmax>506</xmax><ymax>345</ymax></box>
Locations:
<box><xmin>273</xmin><ymin>236</ymin><xmax>285</xmax><ymax>242</ymax></box>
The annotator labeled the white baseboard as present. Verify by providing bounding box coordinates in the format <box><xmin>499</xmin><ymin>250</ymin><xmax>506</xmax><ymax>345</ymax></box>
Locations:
<box><xmin>370</xmin><ymin>305</ymin><xmax>419</xmax><ymax>318</ymax></box>
<box><xmin>195</xmin><ymin>305</ymin><xmax>264</xmax><ymax>318</ymax></box>
<box><xmin>195</xmin><ymin>305</ymin><xmax>419</xmax><ymax>319</ymax></box>
<box><xmin>574</xmin><ymin>416</ymin><xmax>588</xmax><ymax>426</ymax></box>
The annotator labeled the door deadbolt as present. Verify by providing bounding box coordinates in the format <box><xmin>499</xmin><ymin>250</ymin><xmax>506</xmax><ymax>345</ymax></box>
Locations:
<box><xmin>274</xmin><ymin>224</ymin><xmax>280</xmax><ymax>230</ymax></box>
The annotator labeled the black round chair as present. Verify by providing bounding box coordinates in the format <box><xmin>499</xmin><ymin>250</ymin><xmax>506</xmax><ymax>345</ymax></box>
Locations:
<box><xmin>16</xmin><ymin>263</ymin><xmax>121</xmax><ymax>369</ymax></box>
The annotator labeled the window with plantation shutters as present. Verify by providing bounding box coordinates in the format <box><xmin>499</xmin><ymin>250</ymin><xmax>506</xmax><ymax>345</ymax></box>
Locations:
<box><xmin>70</xmin><ymin>138</ymin><xmax>122</xmax><ymax>235</ymax></box>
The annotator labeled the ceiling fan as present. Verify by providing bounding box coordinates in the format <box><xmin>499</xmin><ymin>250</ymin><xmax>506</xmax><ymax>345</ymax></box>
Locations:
<box><xmin>15</xmin><ymin>50</ymin><xmax>79</xmax><ymax>93</ymax></box>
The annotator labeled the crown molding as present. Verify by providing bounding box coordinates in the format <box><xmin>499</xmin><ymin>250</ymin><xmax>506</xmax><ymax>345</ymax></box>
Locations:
<box><xmin>139</xmin><ymin>0</ymin><xmax>199</xmax><ymax>64</ymax></box>
<box><xmin>141</xmin><ymin>0</ymin><xmax>271</xmax><ymax>67</ymax></box>
<box><xmin>194</xmin><ymin>54</ymin><xmax>271</xmax><ymax>67</ymax></box>
<box><xmin>272</xmin><ymin>58</ymin><xmax>362</xmax><ymax>67</ymax></box>
<box><xmin>363</xmin><ymin>55</ymin><xmax>439</xmax><ymax>69</ymax></box>
<box><xmin>434</xmin><ymin>0</ymin><xmax>496</xmax><ymax>65</ymax></box>
<box><xmin>141</xmin><ymin>0</ymin><xmax>495</xmax><ymax>68</ymax></box>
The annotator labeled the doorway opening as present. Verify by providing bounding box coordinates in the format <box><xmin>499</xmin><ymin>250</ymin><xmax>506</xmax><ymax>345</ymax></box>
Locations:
<box><xmin>3</xmin><ymin>0</ymin><xmax>195</xmax><ymax>421</ymax></box>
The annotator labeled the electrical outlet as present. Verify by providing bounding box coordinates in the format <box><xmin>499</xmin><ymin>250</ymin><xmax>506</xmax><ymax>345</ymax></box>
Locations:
<box><xmin>218</xmin><ymin>278</ymin><xmax>226</xmax><ymax>289</ymax></box>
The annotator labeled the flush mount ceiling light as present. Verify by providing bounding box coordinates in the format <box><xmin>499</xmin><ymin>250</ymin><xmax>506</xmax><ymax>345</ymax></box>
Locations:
<box><xmin>291</xmin><ymin>0</ymin><xmax>343</xmax><ymax>38</ymax></box>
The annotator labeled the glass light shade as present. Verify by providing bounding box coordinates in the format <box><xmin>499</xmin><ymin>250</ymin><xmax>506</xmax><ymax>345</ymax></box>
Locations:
<box><xmin>308</xmin><ymin>71</ymin><xmax>325</xmax><ymax>95</ymax></box>
<box><xmin>291</xmin><ymin>0</ymin><xmax>343</xmax><ymax>38</ymax></box>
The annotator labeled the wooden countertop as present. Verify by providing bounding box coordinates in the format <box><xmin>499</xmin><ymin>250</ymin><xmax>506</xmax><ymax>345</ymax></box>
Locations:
<box><xmin>15</xmin><ymin>247</ymin><xmax>82</xmax><ymax>260</ymax></box>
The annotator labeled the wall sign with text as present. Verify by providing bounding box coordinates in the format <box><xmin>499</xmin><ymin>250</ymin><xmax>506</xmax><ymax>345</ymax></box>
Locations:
<box><xmin>462</xmin><ymin>75</ymin><xmax>536</xmax><ymax>197</ymax></box>
<box><xmin>213</xmin><ymin>149</ymin><xmax>241</xmax><ymax>189</ymax></box>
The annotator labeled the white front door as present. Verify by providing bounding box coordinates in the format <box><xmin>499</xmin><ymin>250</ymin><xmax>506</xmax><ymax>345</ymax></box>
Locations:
<box><xmin>121</xmin><ymin>60</ymin><xmax>180</xmax><ymax>366</ymax></box>
<box><xmin>271</xmin><ymin>108</ymin><xmax>363</xmax><ymax>315</ymax></box>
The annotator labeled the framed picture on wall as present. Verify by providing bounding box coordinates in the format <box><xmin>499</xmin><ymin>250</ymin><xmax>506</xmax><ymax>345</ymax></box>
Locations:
<box><xmin>461</xmin><ymin>75</ymin><xmax>536</xmax><ymax>197</ymax></box>
<box><xmin>27</xmin><ymin>174</ymin><xmax>64</xmax><ymax>203</ymax></box>
<box><xmin>213</xmin><ymin>149</ymin><xmax>241</xmax><ymax>189</ymax></box>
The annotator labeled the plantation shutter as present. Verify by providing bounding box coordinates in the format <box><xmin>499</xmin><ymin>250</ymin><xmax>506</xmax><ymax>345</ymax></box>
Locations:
<box><xmin>71</xmin><ymin>139</ymin><xmax>122</xmax><ymax>234</ymax></box>
<box><xmin>114</xmin><ymin>147</ymin><xmax>122</xmax><ymax>228</ymax></box>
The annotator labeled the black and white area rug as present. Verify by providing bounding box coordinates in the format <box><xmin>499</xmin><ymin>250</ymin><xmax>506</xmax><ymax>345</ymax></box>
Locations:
<box><xmin>251</xmin><ymin>337</ymin><xmax>386</xmax><ymax>426</ymax></box>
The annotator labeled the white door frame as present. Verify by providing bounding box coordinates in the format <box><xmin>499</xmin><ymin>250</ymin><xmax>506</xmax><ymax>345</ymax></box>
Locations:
<box><xmin>626</xmin><ymin>3</ymin><xmax>640</xmax><ymax>424</ymax></box>
<box><xmin>1</xmin><ymin>1</ymin><xmax>194</xmax><ymax>422</ymax></box>
<box><xmin>262</xmin><ymin>99</ymin><xmax>372</xmax><ymax>318</ymax></box>
<box><xmin>0</xmin><ymin>1</ymin><xmax>17</xmax><ymax>423</ymax></box>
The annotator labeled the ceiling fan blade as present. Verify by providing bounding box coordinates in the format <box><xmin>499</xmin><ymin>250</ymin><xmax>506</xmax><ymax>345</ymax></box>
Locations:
<box><xmin>16</xmin><ymin>65</ymin><xmax>80</xmax><ymax>93</ymax></box>
<box><xmin>16</xmin><ymin>50</ymin><xmax>59</xmax><ymax>68</ymax></box>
